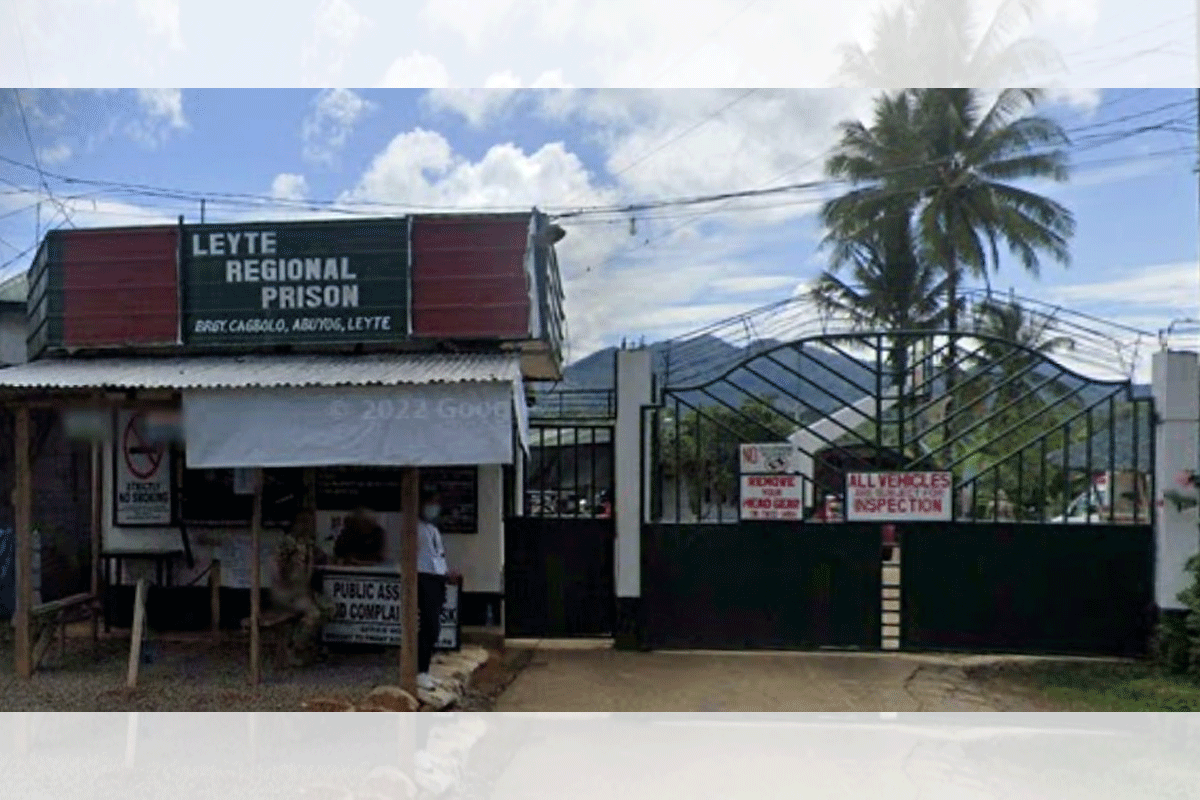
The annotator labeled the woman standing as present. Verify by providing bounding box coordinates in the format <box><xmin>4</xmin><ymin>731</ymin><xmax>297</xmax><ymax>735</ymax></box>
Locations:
<box><xmin>416</xmin><ymin>490</ymin><xmax>458</xmax><ymax>689</ymax></box>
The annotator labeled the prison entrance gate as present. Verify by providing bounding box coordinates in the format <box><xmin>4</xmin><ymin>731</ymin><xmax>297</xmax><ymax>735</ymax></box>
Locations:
<box><xmin>641</xmin><ymin>328</ymin><xmax>1156</xmax><ymax>656</ymax></box>
<box><xmin>504</xmin><ymin>392</ymin><xmax>617</xmax><ymax>638</ymax></box>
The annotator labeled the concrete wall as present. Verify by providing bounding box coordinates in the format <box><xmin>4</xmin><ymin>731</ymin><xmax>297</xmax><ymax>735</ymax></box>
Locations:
<box><xmin>1152</xmin><ymin>350</ymin><xmax>1200</xmax><ymax>611</ymax></box>
<box><xmin>443</xmin><ymin>464</ymin><xmax>504</xmax><ymax>594</ymax></box>
<box><xmin>0</xmin><ymin>306</ymin><xmax>25</xmax><ymax>366</ymax></box>
<box><xmin>102</xmin><ymin>435</ymin><xmax>505</xmax><ymax>597</ymax></box>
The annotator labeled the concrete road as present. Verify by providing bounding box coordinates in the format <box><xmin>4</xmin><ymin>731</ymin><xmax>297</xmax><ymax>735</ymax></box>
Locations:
<box><xmin>495</xmin><ymin>644</ymin><xmax>1044</xmax><ymax>712</ymax></box>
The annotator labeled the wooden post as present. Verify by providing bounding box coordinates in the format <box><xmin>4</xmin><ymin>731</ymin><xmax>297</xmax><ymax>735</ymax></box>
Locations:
<box><xmin>14</xmin><ymin>406</ymin><xmax>33</xmax><ymax>679</ymax></box>
<box><xmin>210</xmin><ymin>559</ymin><xmax>222</xmax><ymax>638</ymax></box>
<box><xmin>90</xmin><ymin>440</ymin><xmax>102</xmax><ymax>649</ymax></box>
<box><xmin>126</xmin><ymin>578</ymin><xmax>148</xmax><ymax>689</ymax></box>
<box><xmin>249</xmin><ymin>468</ymin><xmax>264</xmax><ymax>687</ymax></box>
<box><xmin>400</xmin><ymin>468</ymin><xmax>419</xmax><ymax>696</ymax></box>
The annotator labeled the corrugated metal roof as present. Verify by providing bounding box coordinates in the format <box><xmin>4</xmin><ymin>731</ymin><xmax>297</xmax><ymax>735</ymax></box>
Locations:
<box><xmin>0</xmin><ymin>271</ymin><xmax>28</xmax><ymax>304</ymax></box>
<box><xmin>0</xmin><ymin>352</ymin><xmax>522</xmax><ymax>390</ymax></box>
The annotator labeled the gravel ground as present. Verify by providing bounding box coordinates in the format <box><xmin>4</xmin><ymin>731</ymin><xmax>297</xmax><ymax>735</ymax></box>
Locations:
<box><xmin>0</xmin><ymin>627</ymin><xmax>496</xmax><ymax>712</ymax></box>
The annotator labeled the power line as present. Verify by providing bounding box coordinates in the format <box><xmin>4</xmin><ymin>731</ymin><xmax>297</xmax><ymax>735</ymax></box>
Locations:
<box><xmin>608</xmin><ymin>89</ymin><xmax>759</xmax><ymax>180</ymax></box>
<box><xmin>0</xmin><ymin>90</ymin><xmax>1192</xmax><ymax>226</ymax></box>
<box><xmin>10</xmin><ymin>89</ymin><xmax>75</xmax><ymax>234</ymax></box>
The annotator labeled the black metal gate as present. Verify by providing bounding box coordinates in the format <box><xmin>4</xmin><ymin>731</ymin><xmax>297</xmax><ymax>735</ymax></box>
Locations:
<box><xmin>642</xmin><ymin>522</ymin><xmax>882</xmax><ymax>650</ymax></box>
<box><xmin>899</xmin><ymin>522</ymin><xmax>1154</xmax><ymax>656</ymax></box>
<box><xmin>644</xmin><ymin>317</ymin><xmax>1156</xmax><ymax>656</ymax></box>
<box><xmin>504</xmin><ymin>397</ymin><xmax>616</xmax><ymax>638</ymax></box>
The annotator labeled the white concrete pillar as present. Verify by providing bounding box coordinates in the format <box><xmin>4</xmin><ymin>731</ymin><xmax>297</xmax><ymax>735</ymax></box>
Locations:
<box><xmin>615</xmin><ymin>349</ymin><xmax>653</xmax><ymax>647</ymax></box>
<box><xmin>1152</xmin><ymin>350</ymin><xmax>1200</xmax><ymax>611</ymax></box>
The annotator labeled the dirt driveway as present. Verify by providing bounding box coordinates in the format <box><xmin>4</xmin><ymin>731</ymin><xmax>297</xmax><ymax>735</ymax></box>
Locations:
<box><xmin>495</xmin><ymin>644</ymin><xmax>1049</xmax><ymax>712</ymax></box>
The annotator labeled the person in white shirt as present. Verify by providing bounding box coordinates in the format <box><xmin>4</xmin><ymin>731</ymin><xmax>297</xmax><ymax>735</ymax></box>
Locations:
<box><xmin>416</xmin><ymin>489</ymin><xmax>459</xmax><ymax>689</ymax></box>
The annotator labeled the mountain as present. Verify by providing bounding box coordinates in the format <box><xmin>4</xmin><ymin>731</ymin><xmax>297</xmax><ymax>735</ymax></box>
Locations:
<box><xmin>532</xmin><ymin>334</ymin><xmax>1152</xmax><ymax>423</ymax></box>
<box><xmin>532</xmin><ymin>335</ymin><xmax>882</xmax><ymax>420</ymax></box>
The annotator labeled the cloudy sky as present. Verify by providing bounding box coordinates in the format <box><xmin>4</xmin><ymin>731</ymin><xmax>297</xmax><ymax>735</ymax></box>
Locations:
<box><xmin>0</xmin><ymin>1</ymin><xmax>1196</xmax><ymax>379</ymax></box>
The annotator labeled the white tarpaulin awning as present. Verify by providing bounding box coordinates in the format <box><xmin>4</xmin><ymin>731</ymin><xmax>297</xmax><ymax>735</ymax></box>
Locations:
<box><xmin>184</xmin><ymin>382</ymin><xmax>525</xmax><ymax>468</ymax></box>
<box><xmin>181</xmin><ymin>362</ymin><xmax>527</xmax><ymax>469</ymax></box>
<box><xmin>0</xmin><ymin>350</ymin><xmax>530</xmax><ymax>468</ymax></box>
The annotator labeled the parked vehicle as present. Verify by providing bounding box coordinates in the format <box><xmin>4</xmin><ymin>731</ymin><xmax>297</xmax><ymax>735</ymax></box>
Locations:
<box><xmin>1050</xmin><ymin>471</ymin><xmax>1150</xmax><ymax>524</ymax></box>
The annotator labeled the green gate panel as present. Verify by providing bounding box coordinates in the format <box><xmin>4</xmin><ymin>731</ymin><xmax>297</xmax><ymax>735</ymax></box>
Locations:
<box><xmin>641</xmin><ymin>522</ymin><xmax>882</xmax><ymax>650</ymax></box>
<box><xmin>504</xmin><ymin>517</ymin><xmax>616</xmax><ymax>638</ymax></box>
<box><xmin>900</xmin><ymin>523</ymin><xmax>1154</xmax><ymax>657</ymax></box>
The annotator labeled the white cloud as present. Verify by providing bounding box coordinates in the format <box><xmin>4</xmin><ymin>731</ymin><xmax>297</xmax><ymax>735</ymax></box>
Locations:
<box><xmin>302</xmin><ymin>88</ymin><xmax>375</xmax><ymax>165</ymax></box>
<box><xmin>36</xmin><ymin>143</ymin><xmax>72</xmax><ymax>165</ymax></box>
<box><xmin>125</xmin><ymin>88</ymin><xmax>187</xmax><ymax>147</ymax></box>
<box><xmin>425</xmin><ymin>72</ymin><xmax>573</xmax><ymax>126</ymax></box>
<box><xmin>2</xmin><ymin>0</ymin><xmax>1191</xmax><ymax>87</ymax></box>
<box><xmin>270</xmin><ymin>173</ymin><xmax>309</xmax><ymax>201</ymax></box>
<box><xmin>420</xmin><ymin>0</ymin><xmax>521</xmax><ymax>50</ymax></box>
<box><xmin>0</xmin><ymin>188</ymin><xmax>178</xmax><ymax>230</ymax></box>
<box><xmin>134</xmin><ymin>0</ymin><xmax>183</xmax><ymax>51</ymax></box>
<box><xmin>337</xmin><ymin>126</ymin><xmax>805</xmax><ymax>357</ymax></box>
<box><xmin>1049</xmin><ymin>261</ymin><xmax>1199</xmax><ymax>311</ymax></box>
<box><xmin>301</xmin><ymin>0</ymin><xmax>370</xmax><ymax>85</ymax></box>
<box><xmin>380</xmin><ymin>51</ymin><xmax>451</xmax><ymax>88</ymax></box>
<box><xmin>1045</xmin><ymin>87</ymin><xmax>1102</xmax><ymax>114</ymax></box>
<box><xmin>711</xmin><ymin>275</ymin><xmax>801</xmax><ymax>295</ymax></box>
<box><xmin>342</xmin><ymin>128</ymin><xmax>610</xmax><ymax>212</ymax></box>
<box><xmin>137</xmin><ymin>88</ymin><xmax>185</xmax><ymax>128</ymax></box>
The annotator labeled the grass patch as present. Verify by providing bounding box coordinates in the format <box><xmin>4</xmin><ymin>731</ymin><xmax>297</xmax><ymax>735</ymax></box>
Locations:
<box><xmin>991</xmin><ymin>660</ymin><xmax>1200</xmax><ymax>711</ymax></box>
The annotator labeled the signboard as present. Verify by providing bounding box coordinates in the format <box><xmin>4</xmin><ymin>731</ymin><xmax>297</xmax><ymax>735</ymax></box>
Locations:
<box><xmin>315</xmin><ymin>466</ymin><xmax>479</xmax><ymax>534</ymax></box>
<box><xmin>739</xmin><ymin>442</ymin><xmax>800</xmax><ymax>474</ymax></box>
<box><xmin>320</xmin><ymin>568</ymin><xmax>461</xmax><ymax>650</ymax></box>
<box><xmin>182</xmin><ymin>218</ymin><xmax>410</xmax><ymax>347</ymax></box>
<box><xmin>740</xmin><ymin>474</ymin><xmax>804</xmax><ymax>520</ymax></box>
<box><xmin>114</xmin><ymin>410</ymin><xmax>174</xmax><ymax>526</ymax></box>
<box><xmin>845</xmin><ymin>472</ymin><xmax>953</xmax><ymax>522</ymax></box>
<box><xmin>739</xmin><ymin>442</ymin><xmax>803</xmax><ymax>521</ymax></box>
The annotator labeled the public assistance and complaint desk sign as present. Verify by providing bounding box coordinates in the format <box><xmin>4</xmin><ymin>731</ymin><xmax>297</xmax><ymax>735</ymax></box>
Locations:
<box><xmin>319</xmin><ymin>566</ymin><xmax>461</xmax><ymax>651</ymax></box>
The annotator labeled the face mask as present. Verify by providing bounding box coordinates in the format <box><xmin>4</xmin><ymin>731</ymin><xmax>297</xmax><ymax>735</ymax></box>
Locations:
<box><xmin>422</xmin><ymin>504</ymin><xmax>440</xmax><ymax>521</ymax></box>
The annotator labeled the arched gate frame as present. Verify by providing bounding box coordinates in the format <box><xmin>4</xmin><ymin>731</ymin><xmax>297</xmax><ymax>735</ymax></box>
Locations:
<box><xmin>640</xmin><ymin>331</ymin><xmax>1156</xmax><ymax>656</ymax></box>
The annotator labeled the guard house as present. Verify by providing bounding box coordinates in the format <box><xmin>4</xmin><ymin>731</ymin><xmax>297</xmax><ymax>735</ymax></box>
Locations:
<box><xmin>0</xmin><ymin>210</ymin><xmax>566</xmax><ymax>678</ymax></box>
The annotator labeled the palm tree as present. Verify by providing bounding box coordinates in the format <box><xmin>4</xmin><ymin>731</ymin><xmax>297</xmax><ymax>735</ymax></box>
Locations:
<box><xmin>823</xmin><ymin>88</ymin><xmax>1074</xmax><ymax>337</ymax></box>
<box><xmin>835</xmin><ymin>0</ymin><xmax>1063</xmax><ymax>88</ymax></box>
<box><xmin>811</xmin><ymin>207</ymin><xmax>947</xmax><ymax>381</ymax></box>
<box><xmin>972</xmin><ymin>295</ymin><xmax>1075</xmax><ymax>361</ymax></box>
<box><xmin>907</xmin><ymin>88</ymin><xmax>1075</xmax><ymax>334</ymax></box>
<box><xmin>953</xmin><ymin>296</ymin><xmax>1077</xmax><ymax>518</ymax></box>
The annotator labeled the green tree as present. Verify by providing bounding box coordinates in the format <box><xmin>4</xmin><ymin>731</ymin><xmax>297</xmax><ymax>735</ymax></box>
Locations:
<box><xmin>811</xmin><ymin>205</ymin><xmax>948</xmax><ymax>438</ymax></box>
<box><xmin>659</xmin><ymin>397</ymin><xmax>794</xmax><ymax>520</ymax></box>
<box><xmin>822</xmin><ymin>88</ymin><xmax>1075</xmax><ymax>339</ymax></box>
<box><xmin>947</xmin><ymin>299</ymin><xmax>1081</xmax><ymax>518</ymax></box>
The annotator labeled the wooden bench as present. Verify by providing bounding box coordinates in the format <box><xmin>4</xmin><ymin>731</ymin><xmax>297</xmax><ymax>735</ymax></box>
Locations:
<box><xmin>29</xmin><ymin>592</ymin><xmax>102</xmax><ymax>669</ymax></box>
<box><xmin>241</xmin><ymin>610</ymin><xmax>304</xmax><ymax>670</ymax></box>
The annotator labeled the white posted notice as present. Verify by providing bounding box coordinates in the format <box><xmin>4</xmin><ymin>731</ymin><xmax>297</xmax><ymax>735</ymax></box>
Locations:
<box><xmin>739</xmin><ymin>442</ymin><xmax>803</xmax><ymax>520</ymax></box>
<box><xmin>114</xmin><ymin>409</ymin><xmax>173</xmax><ymax>526</ymax></box>
<box><xmin>739</xmin><ymin>442</ymin><xmax>800</xmax><ymax>474</ymax></box>
<box><xmin>320</xmin><ymin>568</ymin><xmax>460</xmax><ymax>650</ymax></box>
<box><xmin>845</xmin><ymin>472</ymin><xmax>954</xmax><ymax>522</ymax></box>
<box><xmin>740</xmin><ymin>474</ymin><xmax>804</xmax><ymax>520</ymax></box>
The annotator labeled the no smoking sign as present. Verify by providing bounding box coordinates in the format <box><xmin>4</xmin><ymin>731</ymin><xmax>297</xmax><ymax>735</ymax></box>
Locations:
<box><xmin>123</xmin><ymin>413</ymin><xmax>165</xmax><ymax>480</ymax></box>
<box><xmin>115</xmin><ymin>410</ymin><xmax>173</xmax><ymax>526</ymax></box>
